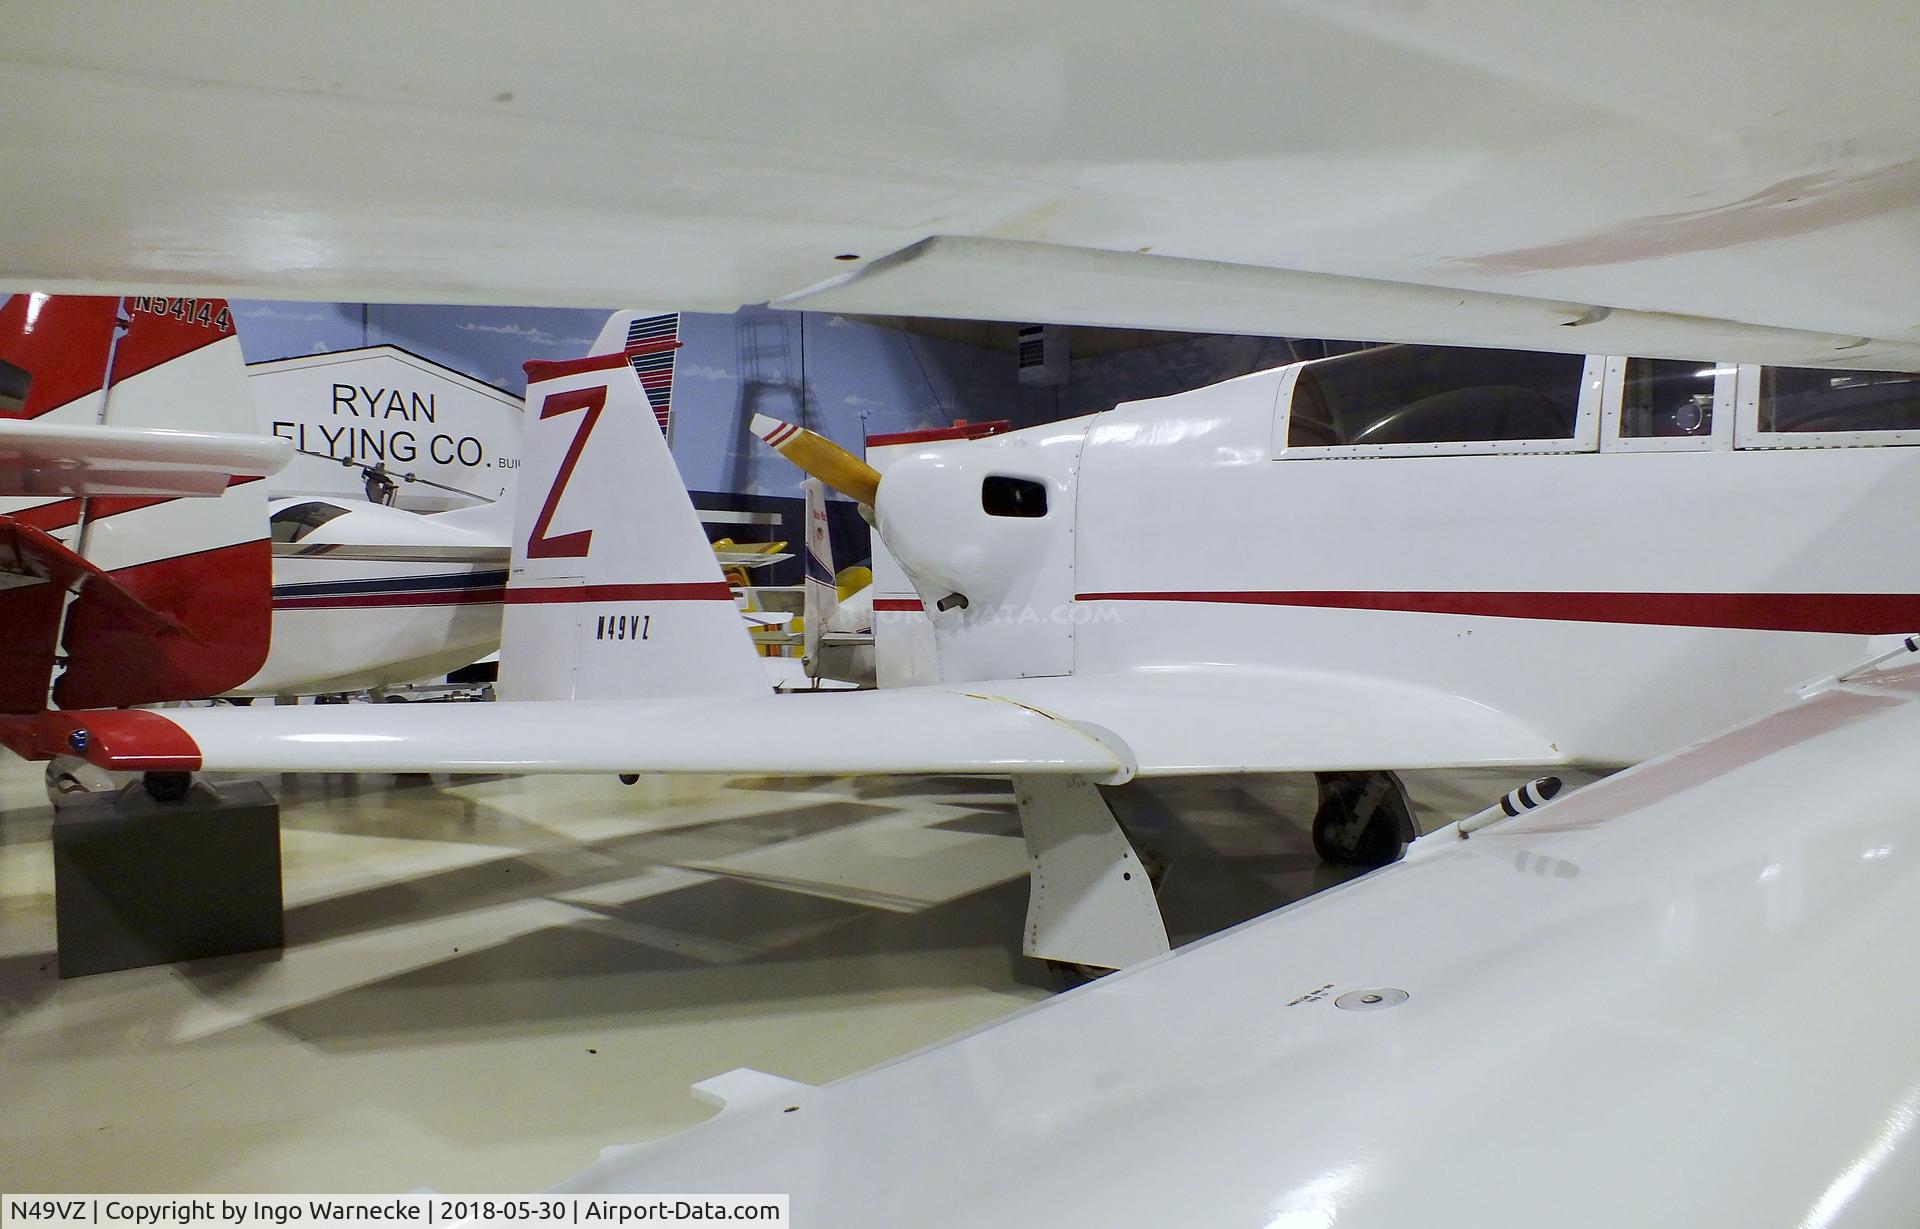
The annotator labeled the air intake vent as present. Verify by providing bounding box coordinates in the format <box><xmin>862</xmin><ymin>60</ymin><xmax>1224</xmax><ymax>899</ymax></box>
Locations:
<box><xmin>1017</xmin><ymin>324</ymin><xmax>1069</xmax><ymax>387</ymax></box>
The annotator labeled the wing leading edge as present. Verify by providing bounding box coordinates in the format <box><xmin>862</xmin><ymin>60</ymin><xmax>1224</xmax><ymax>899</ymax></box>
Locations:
<box><xmin>15</xmin><ymin>666</ymin><xmax>1562</xmax><ymax>778</ymax></box>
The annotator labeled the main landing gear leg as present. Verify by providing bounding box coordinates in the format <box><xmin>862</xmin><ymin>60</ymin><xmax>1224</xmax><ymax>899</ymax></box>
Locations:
<box><xmin>1013</xmin><ymin>774</ymin><xmax>1170</xmax><ymax>984</ymax></box>
<box><xmin>1311</xmin><ymin>770</ymin><xmax>1415</xmax><ymax>869</ymax></box>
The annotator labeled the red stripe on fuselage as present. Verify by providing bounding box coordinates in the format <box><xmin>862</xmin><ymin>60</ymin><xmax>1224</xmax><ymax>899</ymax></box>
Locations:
<box><xmin>873</xmin><ymin>597</ymin><xmax>924</xmax><ymax>612</ymax></box>
<box><xmin>505</xmin><ymin>582</ymin><xmax>734</xmax><ymax>605</ymax></box>
<box><xmin>1075</xmin><ymin>590</ymin><xmax>1920</xmax><ymax>635</ymax></box>
<box><xmin>866</xmin><ymin>420</ymin><xmax>1011</xmax><ymax>447</ymax></box>
<box><xmin>274</xmin><ymin>588</ymin><xmax>508</xmax><ymax>611</ymax></box>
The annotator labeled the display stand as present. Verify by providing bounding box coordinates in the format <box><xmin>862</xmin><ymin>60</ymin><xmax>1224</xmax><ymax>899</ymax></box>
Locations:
<box><xmin>53</xmin><ymin>778</ymin><xmax>283</xmax><ymax>978</ymax></box>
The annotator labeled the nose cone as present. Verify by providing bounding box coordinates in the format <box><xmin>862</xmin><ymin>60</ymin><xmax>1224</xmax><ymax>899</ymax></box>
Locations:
<box><xmin>873</xmin><ymin>447</ymin><xmax>977</xmax><ymax>598</ymax></box>
<box><xmin>874</xmin><ymin>443</ymin><xmax>1061</xmax><ymax>611</ymax></box>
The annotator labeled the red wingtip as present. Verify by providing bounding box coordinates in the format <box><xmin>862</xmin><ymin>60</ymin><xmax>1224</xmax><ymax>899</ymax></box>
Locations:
<box><xmin>0</xmin><ymin>708</ymin><xmax>202</xmax><ymax>770</ymax></box>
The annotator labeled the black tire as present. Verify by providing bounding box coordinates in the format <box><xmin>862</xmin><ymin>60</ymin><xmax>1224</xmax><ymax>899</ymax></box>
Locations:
<box><xmin>1046</xmin><ymin>960</ymin><xmax>1115</xmax><ymax>989</ymax></box>
<box><xmin>142</xmin><ymin>771</ymin><xmax>193</xmax><ymax>804</ymax></box>
<box><xmin>1312</xmin><ymin>773</ymin><xmax>1411</xmax><ymax>868</ymax></box>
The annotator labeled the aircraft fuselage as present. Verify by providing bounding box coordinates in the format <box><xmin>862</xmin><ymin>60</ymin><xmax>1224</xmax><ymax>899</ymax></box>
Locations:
<box><xmin>871</xmin><ymin>348</ymin><xmax>1920</xmax><ymax>765</ymax></box>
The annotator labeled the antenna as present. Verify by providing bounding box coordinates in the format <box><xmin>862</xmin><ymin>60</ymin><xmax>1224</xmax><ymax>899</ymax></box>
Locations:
<box><xmin>295</xmin><ymin>448</ymin><xmax>496</xmax><ymax>505</ymax></box>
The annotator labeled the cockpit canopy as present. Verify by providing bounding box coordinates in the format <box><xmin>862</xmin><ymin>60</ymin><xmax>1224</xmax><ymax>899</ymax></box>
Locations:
<box><xmin>1287</xmin><ymin>345</ymin><xmax>1583</xmax><ymax>448</ymax></box>
<box><xmin>269</xmin><ymin>499</ymin><xmax>351</xmax><ymax>543</ymax></box>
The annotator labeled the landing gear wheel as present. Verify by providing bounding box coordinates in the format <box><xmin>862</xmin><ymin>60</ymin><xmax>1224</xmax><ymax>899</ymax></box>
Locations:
<box><xmin>1045</xmin><ymin>844</ymin><xmax>1169</xmax><ymax>989</ymax></box>
<box><xmin>1312</xmin><ymin>771</ymin><xmax>1413</xmax><ymax>868</ymax></box>
<box><xmin>141</xmin><ymin>771</ymin><xmax>194</xmax><ymax>804</ymax></box>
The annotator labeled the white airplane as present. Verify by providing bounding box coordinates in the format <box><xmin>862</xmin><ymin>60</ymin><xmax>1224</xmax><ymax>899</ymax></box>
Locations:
<box><xmin>34</xmin><ymin>339</ymin><xmax>1920</xmax><ymax>933</ymax></box>
<box><xmin>251</xmin><ymin>490</ymin><xmax>511</xmax><ymax>697</ymax></box>
<box><xmin>9</xmin><ymin>3</ymin><xmax>1920</xmax><ymax>1217</ymax></box>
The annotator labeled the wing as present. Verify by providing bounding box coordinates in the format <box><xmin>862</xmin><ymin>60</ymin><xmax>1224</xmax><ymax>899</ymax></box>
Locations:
<box><xmin>780</xmin><ymin>235</ymin><xmax>1920</xmax><ymax>370</ymax></box>
<box><xmin>6</xmin><ymin>5</ymin><xmax>1920</xmax><ymax>366</ymax></box>
<box><xmin>551</xmin><ymin>664</ymin><xmax>1920</xmax><ymax>1224</ymax></box>
<box><xmin>16</xmin><ymin>666</ymin><xmax>1560</xmax><ymax>777</ymax></box>
<box><xmin>0</xmin><ymin>420</ymin><xmax>290</xmax><ymax>498</ymax></box>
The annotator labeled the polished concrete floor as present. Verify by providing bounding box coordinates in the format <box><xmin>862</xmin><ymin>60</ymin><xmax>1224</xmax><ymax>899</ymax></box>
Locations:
<box><xmin>0</xmin><ymin>759</ymin><xmax>1588</xmax><ymax>1193</ymax></box>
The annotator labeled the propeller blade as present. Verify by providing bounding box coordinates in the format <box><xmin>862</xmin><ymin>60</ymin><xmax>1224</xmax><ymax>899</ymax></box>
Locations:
<box><xmin>749</xmin><ymin>415</ymin><xmax>881</xmax><ymax>506</ymax></box>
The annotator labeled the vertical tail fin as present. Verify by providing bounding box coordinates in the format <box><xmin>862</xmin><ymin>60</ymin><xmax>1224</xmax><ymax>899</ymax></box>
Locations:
<box><xmin>499</xmin><ymin>353</ymin><xmax>767</xmax><ymax>702</ymax></box>
<box><xmin>0</xmin><ymin>294</ymin><xmax>274</xmax><ymax>710</ymax></box>
<box><xmin>801</xmin><ymin>478</ymin><xmax>837</xmax><ymax>678</ymax></box>
<box><xmin>590</xmin><ymin>310</ymin><xmax>683</xmax><ymax>438</ymax></box>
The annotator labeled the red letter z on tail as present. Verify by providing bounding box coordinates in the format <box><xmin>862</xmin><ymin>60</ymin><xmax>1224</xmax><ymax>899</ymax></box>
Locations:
<box><xmin>525</xmin><ymin>385</ymin><xmax>605</xmax><ymax>559</ymax></box>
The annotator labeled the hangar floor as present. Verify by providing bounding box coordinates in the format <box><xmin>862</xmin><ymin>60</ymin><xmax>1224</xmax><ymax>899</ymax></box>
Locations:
<box><xmin>0</xmin><ymin>760</ymin><xmax>1592</xmax><ymax>1193</ymax></box>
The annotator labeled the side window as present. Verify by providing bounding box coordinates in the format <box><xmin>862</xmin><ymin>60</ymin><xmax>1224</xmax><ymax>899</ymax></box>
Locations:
<box><xmin>269</xmin><ymin>501</ymin><xmax>350</xmax><ymax>544</ymax></box>
<box><xmin>1285</xmin><ymin>345</ymin><xmax>1585</xmax><ymax>449</ymax></box>
<box><xmin>0</xmin><ymin>356</ymin><xmax>29</xmax><ymax>416</ymax></box>
<box><xmin>1758</xmin><ymin>367</ymin><xmax>1920</xmax><ymax>434</ymax></box>
<box><xmin>1620</xmin><ymin>358</ymin><xmax>1715</xmax><ymax>438</ymax></box>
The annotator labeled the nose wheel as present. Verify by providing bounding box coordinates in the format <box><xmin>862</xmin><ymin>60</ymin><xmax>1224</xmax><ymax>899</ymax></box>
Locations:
<box><xmin>1311</xmin><ymin>771</ymin><xmax>1414</xmax><ymax>868</ymax></box>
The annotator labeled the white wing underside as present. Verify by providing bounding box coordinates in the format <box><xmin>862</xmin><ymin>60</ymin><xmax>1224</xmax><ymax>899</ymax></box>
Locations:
<box><xmin>8</xmin><ymin>4</ymin><xmax>1920</xmax><ymax>368</ymax></box>
<box><xmin>782</xmin><ymin>236</ymin><xmax>1920</xmax><ymax>369</ymax></box>
<box><xmin>0</xmin><ymin>420</ymin><xmax>290</xmax><ymax>498</ymax></box>
<box><xmin>144</xmin><ymin>667</ymin><xmax>1561</xmax><ymax>779</ymax></box>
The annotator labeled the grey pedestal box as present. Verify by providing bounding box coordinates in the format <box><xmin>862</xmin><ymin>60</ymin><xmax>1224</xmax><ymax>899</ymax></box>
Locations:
<box><xmin>53</xmin><ymin>778</ymin><xmax>283</xmax><ymax>978</ymax></box>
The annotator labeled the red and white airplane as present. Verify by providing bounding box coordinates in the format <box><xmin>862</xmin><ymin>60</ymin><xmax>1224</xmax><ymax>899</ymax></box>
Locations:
<box><xmin>0</xmin><ymin>294</ymin><xmax>513</xmax><ymax>714</ymax></box>
<box><xmin>9</xmin><ymin>3</ymin><xmax>1920</xmax><ymax>1220</ymax></box>
<box><xmin>0</xmin><ymin>294</ymin><xmax>288</xmax><ymax>778</ymax></box>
